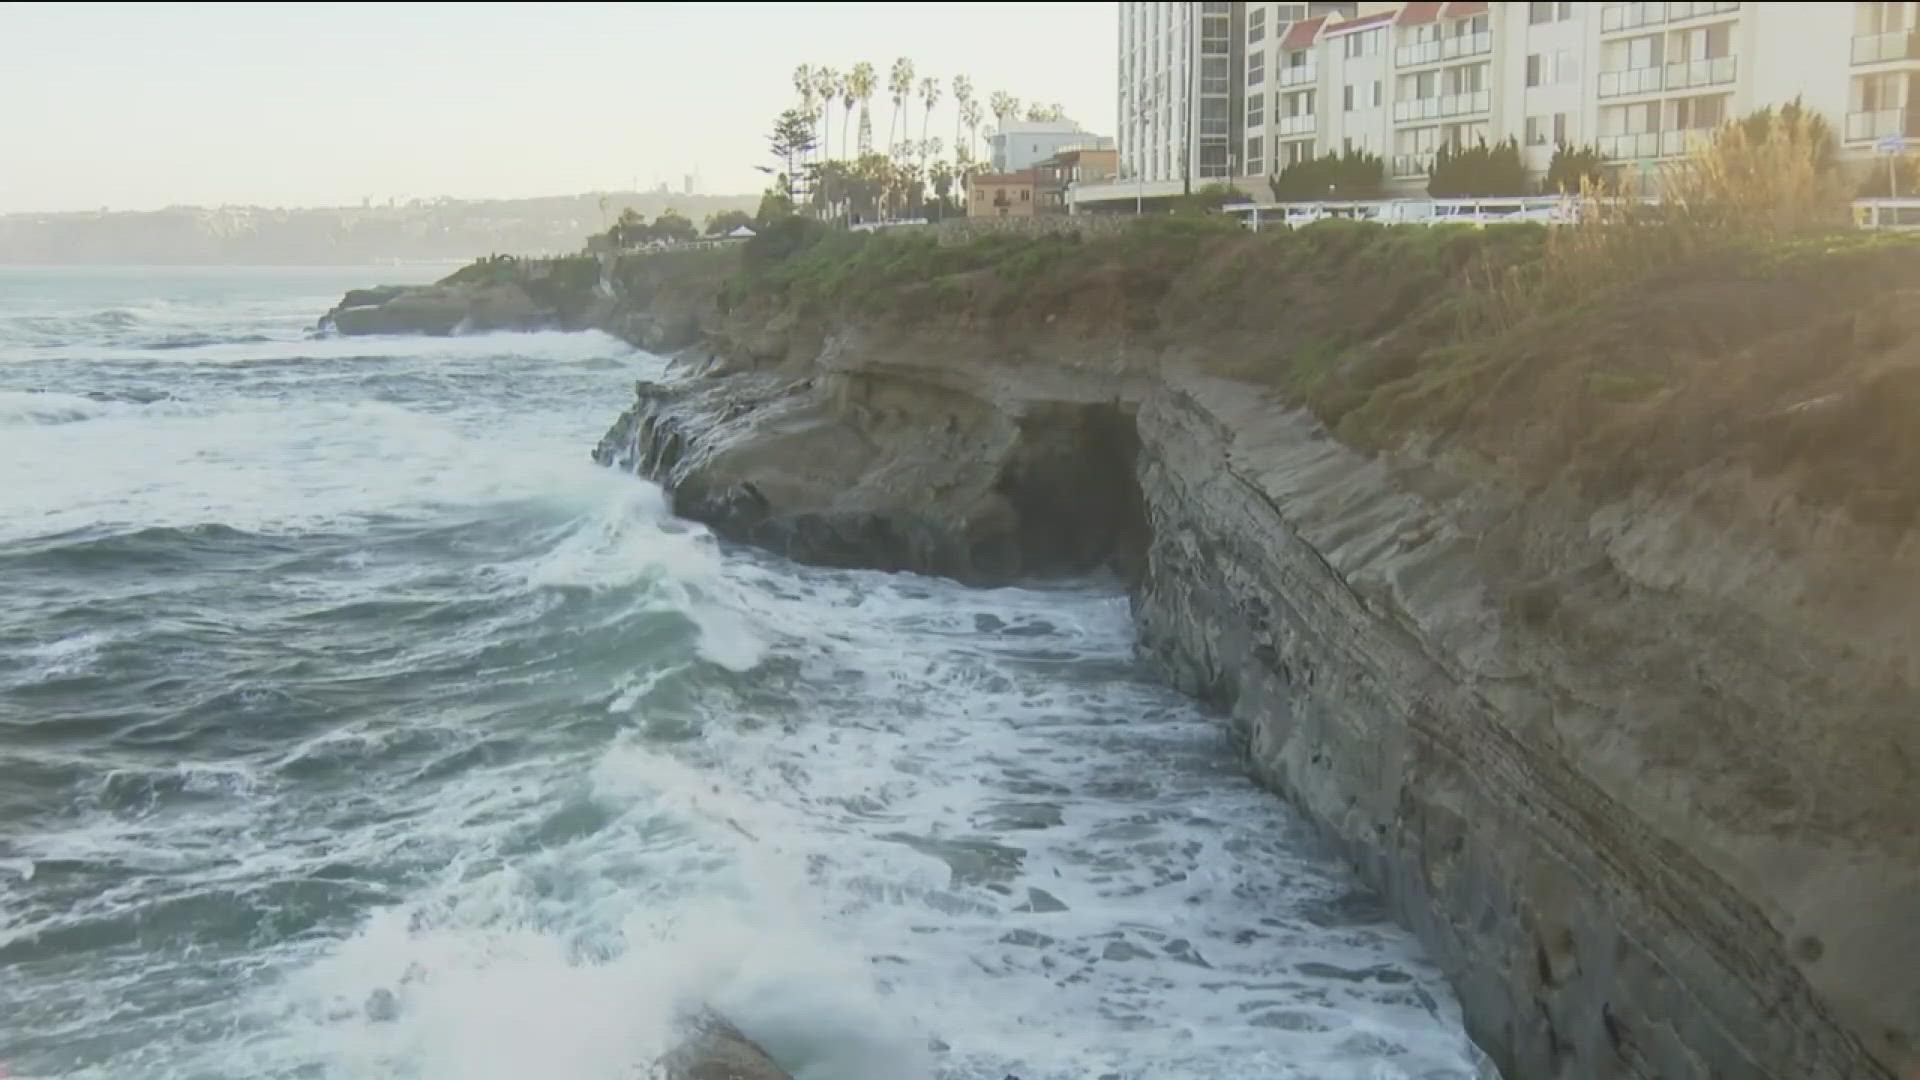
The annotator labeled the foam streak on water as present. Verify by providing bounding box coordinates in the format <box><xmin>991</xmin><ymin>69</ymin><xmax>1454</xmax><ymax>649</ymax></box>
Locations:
<box><xmin>0</xmin><ymin>267</ymin><xmax>1489</xmax><ymax>1080</ymax></box>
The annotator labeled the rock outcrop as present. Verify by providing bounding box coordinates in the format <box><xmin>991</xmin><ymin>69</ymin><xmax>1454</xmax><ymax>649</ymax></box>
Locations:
<box><xmin>584</xmin><ymin>230</ymin><xmax>1920</xmax><ymax>1080</ymax></box>
<box><xmin>318</xmin><ymin>281</ymin><xmax>555</xmax><ymax>336</ymax></box>
<box><xmin>651</xmin><ymin>1009</ymin><xmax>790</xmax><ymax>1080</ymax></box>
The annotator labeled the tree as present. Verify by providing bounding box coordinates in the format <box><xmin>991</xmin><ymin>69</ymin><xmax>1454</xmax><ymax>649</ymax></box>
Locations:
<box><xmin>929</xmin><ymin>159</ymin><xmax>956</xmax><ymax>220</ymax></box>
<box><xmin>1269</xmin><ymin>149</ymin><xmax>1385</xmax><ymax>201</ymax></box>
<box><xmin>814</xmin><ymin>67</ymin><xmax>841</xmax><ymax>160</ymax></box>
<box><xmin>1544</xmin><ymin>143</ymin><xmax>1607</xmax><ymax>194</ymax></box>
<box><xmin>651</xmin><ymin>209</ymin><xmax>698</xmax><ymax>245</ymax></box>
<box><xmin>989</xmin><ymin>91</ymin><xmax>1019</xmax><ymax>128</ymax></box>
<box><xmin>888</xmin><ymin>58</ymin><xmax>915</xmax><ymax>158</ymax></box>
<box><xmin>961</xmin><ymin>97</ymin><xmax>984</xmax><ymax>164</ymax></box>
<box><xmin>918</xmin><ymin>75</ymin><xmax>942</xmax><ymax>165</ymax></box>
<box><xmin>704</xmin><ymin>209</ymin><xmax>755</xmax><ymax>236</ymax></box>
<box><xmin>1025</xmin><ymin>102</ymin><xmax>1065</xmax><ymax>123</ymax></box>
<box><xmin>766</xmin><ymin>107</ymin><xmax>817</xmax><ymax>203</ymax></box>
<box><xmin>754</xmin><ymin>189</ymin><xmax>795</xmax><ymax>227</ymax></box>
<box><xmin>792</xmin><ymin>65</ymin><xmax>818</xmax><ymax>170</ymax></box>
<box><xmin>613</xmin><ymin>207</ymin><xmax>647</xmax><ymax>247</ymax></box>
<box><xmin>951</xmin><ymin>74</ymin><xmax>974</xmax><ymax>170</ymax></box>
<box><xmin>1427</xmin><ymin>137</ymin><xmax>1527</xmax><ymax>197</ymax></box>
<box><xmin>849</xmin><ymin>62</ymin><xmax>878</xmax><ymax>155</ymax></box>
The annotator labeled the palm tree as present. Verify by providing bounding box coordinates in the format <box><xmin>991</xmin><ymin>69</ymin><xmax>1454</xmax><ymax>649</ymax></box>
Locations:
<box><xmin>887</xmin><ymin>58</ymin><xmax>915</xmax><ymax>160</ymax></box>
<box><xmin>813</xmin><ymin>68</ymin><xmax>840</xmax><ymax>160</ymax></box>
<box><xmin>917</xmin><ymin>76</ymin><xmax>942</xmax><ymax>166</ymax></box>
<box><xmin>849</xmin><ymin>62</ymin><xmax>877</xmax><ymax>156</ymax></box>
<box><xmin>961</xmin><ymin>98</ymin><xmax>984</xmax><ymax>165</ymax></box>
<box><xmin>951</xmin><ymin>75</ymin><xmax>973</xmax><ymax>168</ymax></box>
<box><xmin>793</xmin><ymin>65</ymin><xmax>819</xmax><ymax>175</ymax></box>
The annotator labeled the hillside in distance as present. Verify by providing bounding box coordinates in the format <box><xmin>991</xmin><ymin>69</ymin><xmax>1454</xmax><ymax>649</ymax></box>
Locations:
<box><xmin>0</xmin><ymin>191</ymin><xmax>760</xmax><ymax>265</ymax></box>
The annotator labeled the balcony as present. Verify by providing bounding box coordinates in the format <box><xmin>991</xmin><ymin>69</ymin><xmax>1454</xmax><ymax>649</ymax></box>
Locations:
<box><xmin>1853</xmin><ymin>29</ymin><xmax>1920</xmax><ymax>65</ymax></box>
<box><xmin>1601</xmin><ymin>0</ymin><xmax>1738</xmax><ymax>31</ymax></box>
<box><xmin>1660</xmin><ymin>128</ymin><xmax>1714</xmax><ymax>156</ymax></box>
<box><xmin>1663</xmin><ymin>55</ymin><xmax>1737</xmax><ymax>90</ymax></box>
<box><xmin>1392</xmin><ymin>152</ymin><xmax>1437</xmax><ymax>177</ymax></box>
<box><xmin>1598</xmin><ymin>130</ymin><xmax>1662</xmax><ymax>159</ymax></box>
<box><xmin>1391</xmin><ymin>89</ymin><xmax>1492</xmax><ymax>122</ymax></box>
<box><xmin>1277</xmin><ymin>113</ymin><xmax>1318</xmax><ymax>136</ymax></box>
<box><xmin>1666</xmin><ymin>1</ymin><xmax>1739</xmax><ymax>22</ymax></box>
<box><xmin>1394</xmin><ymin>32</ymin><xmax>1492</xmax><ymax>67</ymax></box>
<box><xmin>1601</xmin><ymin>3</ymin><xmax>1666</xmax><ymax>33</ymax></box>
<box><xmin>1278</xmin><ymin>64</ymin><xmax>1318</xmax><ymax>87</ymax></box>
<box><xmin>1847</xmin><ymin>108</ymin><xmax>1917</xmax><ymax>143</ymax></box>
<box><xmin>1598</xmin><ymin>66</ymin><xmax>1664</xmax><ymax>98</ymax></box>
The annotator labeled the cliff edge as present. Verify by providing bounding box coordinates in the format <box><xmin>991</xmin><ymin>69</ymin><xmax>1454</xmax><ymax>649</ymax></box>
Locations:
<box><xmin>589</xmin><ymin>220</ymin><xmax>1920</xmax><ymax>1080</ymax></box>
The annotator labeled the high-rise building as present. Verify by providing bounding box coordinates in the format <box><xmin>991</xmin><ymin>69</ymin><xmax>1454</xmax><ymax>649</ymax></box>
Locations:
<box><xmin>1119</xmin><ymin>3</ymin><xmax>1359</xmax><ymax>187</ymax></box>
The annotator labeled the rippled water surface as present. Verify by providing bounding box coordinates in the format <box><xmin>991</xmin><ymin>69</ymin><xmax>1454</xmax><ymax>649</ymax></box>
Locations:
<box><xmin>0</xmin><ymin>266</ymin><xmax>1489</xmax><ymax>1079</ymax></box>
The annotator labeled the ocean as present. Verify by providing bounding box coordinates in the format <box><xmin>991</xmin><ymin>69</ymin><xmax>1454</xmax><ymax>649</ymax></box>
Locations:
<box><xmin>0</xmin><ymin>265</ymin><xmax>1489</xmax><ymax>1080</ymax></box>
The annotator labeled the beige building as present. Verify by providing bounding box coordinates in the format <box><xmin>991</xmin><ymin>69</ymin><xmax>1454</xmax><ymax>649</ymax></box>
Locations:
<box><xmin>968</xmin><ymin>170</ymin><xmax>1040</xmax><ymax>217</ymax></box>
<box><xmin>1080</xmin><ymin>1</ymin><xmax>1916</xmax><ymax>207</ymax></box>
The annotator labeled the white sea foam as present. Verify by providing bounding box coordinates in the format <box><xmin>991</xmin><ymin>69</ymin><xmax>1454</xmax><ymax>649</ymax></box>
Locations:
<box><xmin>0</xmin><ymin>269</ymin><xmax>1490</xmax><ymax>1080</ymax></box>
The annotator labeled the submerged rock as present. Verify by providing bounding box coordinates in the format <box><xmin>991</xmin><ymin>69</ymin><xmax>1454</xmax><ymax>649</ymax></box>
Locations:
<box><xmin>651</xmin><ymin>1009</ymin><xmax>790</xmax><ymax>1080</ymax></box>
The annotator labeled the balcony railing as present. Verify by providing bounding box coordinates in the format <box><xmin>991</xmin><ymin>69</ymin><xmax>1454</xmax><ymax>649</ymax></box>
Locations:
<box><xmin>1394</xmin><ymin>31</ymin><xmax>1492</xmax><ymax>67</ymax></box>
<box><xmin>1847</xmin><ymin>108</ymin><xmax>1916</xmax><ymax>142</ymax></box>
<box><xmin>1278</xmin><ymin>63</ymin><xmax>1318</xmax><ymax>87</ymax></box>
<box><xmin>1391</xmin><ymin>89</ymin><xmax>1491</xmax><ymax>122</ymax></box>
<box><xmin>1601</xmin><ymin>0</ymin><xmax>1738</xmax><ymax>31</ymax></box>
<box><xmin>1597</xmin><ymin>66</ymin><xmax>1664</xmax><ymax>98</ymax></box>
<box><xmin>1600</xmin><ymin>3</ymin><xmax>1666</xmax><ymax>33</ymax></box>
<box><xmin>1392</xmin><ymin>152</ymin><xmax>1437</xmax><ymax>177</ymax></box>
<box><xmin>1852</xmin><ymin>29</ymin><xmax>1920</xmax><ymax>64</ymax></box>
<box><xmin>1663</xmin><ymin>54</ymin><xmax>1737</xmax><ymax>90</ymax></box>
<box><xmin>1277</xmin><ymin>113</ymin><xmax>1318</xmax><ymax>136</ymax></box>
<box><xmin>1666</xmin><ymin>1</ymin><xmax>1739</xmax><ymax>22</ymax></box>
<box><xmin>1598</xmin><ymin>130</ymin><xmax>1662</xmax><ymax>159</ymax></box>
<box><xmin>1659</xmin><ymin>128</ymin><xmax>1716</xmax><ymax>157</ymax></box>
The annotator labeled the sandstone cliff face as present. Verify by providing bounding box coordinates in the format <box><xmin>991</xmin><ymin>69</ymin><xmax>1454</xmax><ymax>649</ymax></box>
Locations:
<box><xmin>586</xmin><ymin>233</ymin><xmax>1920</xmax><ymax>1080</ymax></box>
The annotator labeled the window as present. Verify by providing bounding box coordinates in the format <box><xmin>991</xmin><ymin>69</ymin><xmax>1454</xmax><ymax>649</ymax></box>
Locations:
<box><xmin>1248</xmin><ymin>90</ymin><xmax>1265</xmax><ymax>127</ymax></box>
<box><xmin>1526</xmin><ymin>53</ymin><xmax>1543</xmax><ymax>87</ymax></box>
<box><xmin>1200</xmin><ymin>95</ymin><xmax>1230</xmax><ymax>135</ymax></box>
<box><xmin>1278</xmin><ymin>4</ymin><xmax>1306</xmax><ymax>21</ymax></box>
<box><xmin>1246</xmin><ymin>136</ymin><xmax>1264</xmax><ymax>175</ymax></box>
<box><xmin>1526</xmin><ymin>115</ymin><xmax>1548</xmax><ymax>145</ymax></box>
<box><xmin>1248</xmin><ymin>48</ymin><xmax>1265</xmax><ymax>85</ymax></box>
<box><xmin>1344</xmin><ymin>83</ymin><xmax>1355</xmax><ymax>110</ymax></box>
<box><xmin>1557</xmin><ymin>49</ymin><xmax>1579</xmax><ymax>85</ymax></box>
<box><xmin>1554</xmin><ymin>112</ymin><xmax>1568</xmax><ymax>144</ymax></box>
<box><xmin>1249</xmin><ymin>6</ymin><xmax>1266</xmax><ymax>42</ymax></box>
<box><xmin>1673</xmin><ymin>94</ymin><xmax>1726</xmax><ymax>130</ymax></box>
<box><xmin>1416</xmin><ymin>70</ymin><xmax>1439</xmax><ymax>98</ymax></box>
<box><xmin>1021</xmin><ymin>189</ymin><xmax>1029</xmax><ymax>201</ymax></box>
<box><xmin>1529</xmin><ymin>1</ymin><xmax>1553</xmax><ymax>24</ymax></box>
<box><xmin>1371</xmin><ymin>80</ymin><xmax>1383</xmax><ymax>107</ymax></box>
<box><xmin>1201</xmin><ymin>56</ymin><xmax>1230</xmax><ymax>94</ymax></box>
<box><xmin>1558</xmin><ymin>1</ymin><xmax>1575</xmax><ymax>17</ymax></box>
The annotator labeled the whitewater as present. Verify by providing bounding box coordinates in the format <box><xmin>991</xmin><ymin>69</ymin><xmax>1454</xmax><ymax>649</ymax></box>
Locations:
<box><xmin>0</xmin><ymin>266</ymin><xmax>1491</xmax><ymax>1079</ymax></box>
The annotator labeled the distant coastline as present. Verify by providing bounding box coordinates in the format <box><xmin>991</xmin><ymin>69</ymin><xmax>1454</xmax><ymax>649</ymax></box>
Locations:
<box><xmin>0</xmin><ymin>191</ymin><xmax>758</xmax><ymax>266</ymax></box>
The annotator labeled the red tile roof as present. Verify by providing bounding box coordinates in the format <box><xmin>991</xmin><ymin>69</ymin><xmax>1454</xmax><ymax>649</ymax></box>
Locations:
<box><xmin>1396</xmin><ymin>2</ymin><xmax>1444</xmax><ymax>25</ymax></box>
<box><xmin>1443</xmin><ymin>1</ymin><xmax>1489</xmax><ymax>17</ymax></box>
<box><xmin>1324</xmin><ymin>10</ymin><xmax>1395</xmax><ymax>34</ymax></box>
<box><xmin>1279</xmin><ymin>14</ymin><xmax>1328</xmax><ymax>50</ymax></box>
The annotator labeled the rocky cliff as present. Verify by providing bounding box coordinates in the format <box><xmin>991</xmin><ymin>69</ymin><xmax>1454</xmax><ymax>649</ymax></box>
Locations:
<box><xmin>594</xmin><ymin>221</ymin><xmax>1920</xmax><ymax>1080</ymax></box>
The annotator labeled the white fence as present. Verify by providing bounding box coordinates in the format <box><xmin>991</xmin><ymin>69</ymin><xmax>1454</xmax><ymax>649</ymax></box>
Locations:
<box><xmin>1224</xmin><ymin>196</ymin><xmax>1920</xmax><ymax>232</ymax></box>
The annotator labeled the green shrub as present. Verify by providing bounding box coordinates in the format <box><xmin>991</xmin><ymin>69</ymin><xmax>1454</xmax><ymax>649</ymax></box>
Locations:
<box><xmin>1427</xmin><ymin>137</ymin><xmax>1527</xmax><ymax>197</ymax></box>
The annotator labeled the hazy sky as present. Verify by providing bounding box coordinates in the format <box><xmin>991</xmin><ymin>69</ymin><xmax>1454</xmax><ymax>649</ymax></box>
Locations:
<box><xmin>0</xmin><ymin>2</ymin><xmax>1118</xmax><ymax>213</ymax></box>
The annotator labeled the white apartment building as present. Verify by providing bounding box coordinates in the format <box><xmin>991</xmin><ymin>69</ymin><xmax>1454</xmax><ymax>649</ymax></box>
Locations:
<box><xmin>988</xmin><ymin>120</ymin><xmax>1116</xmax><ymax>173</ymax></box>
<box><xmin>1087</xmin><ymin>2</ymin><xmax>1915</xmax><ymax>208</ymax></box>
